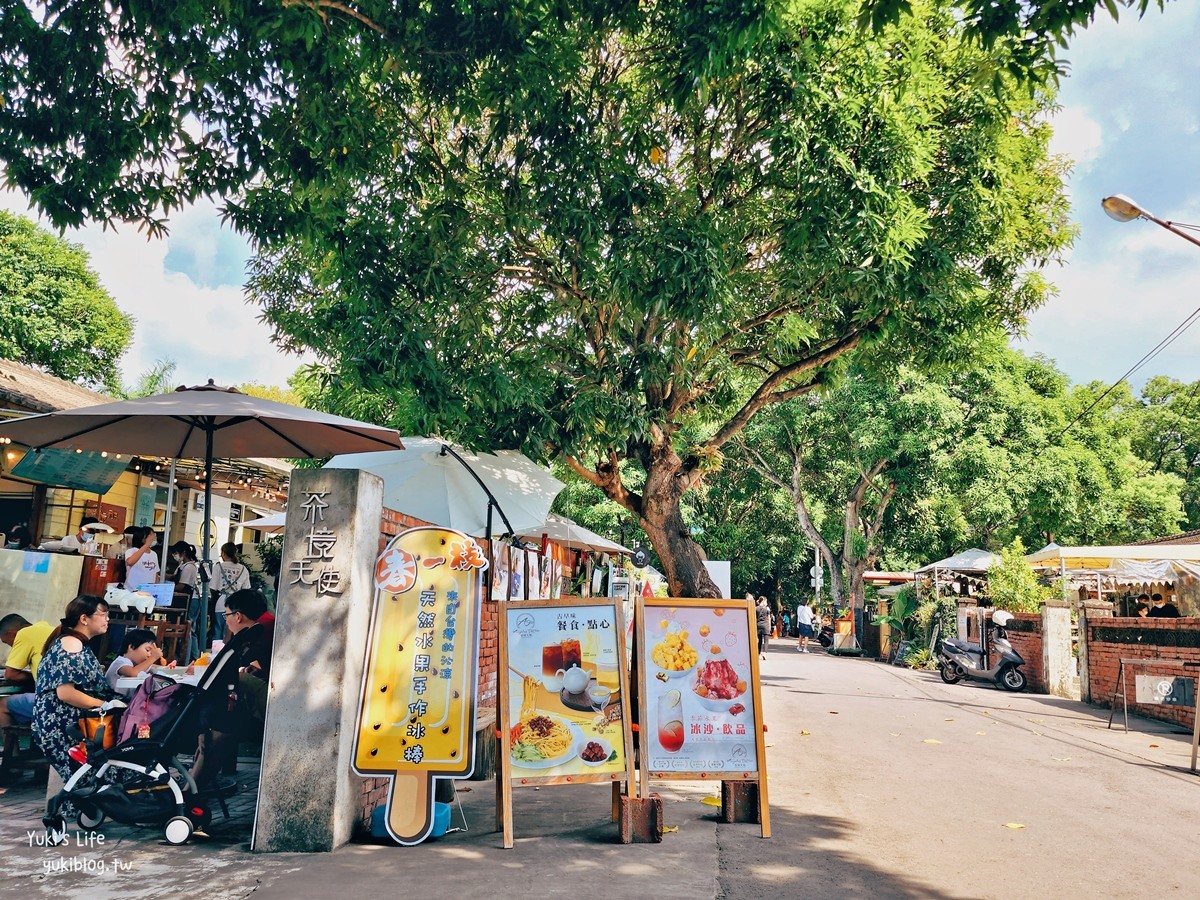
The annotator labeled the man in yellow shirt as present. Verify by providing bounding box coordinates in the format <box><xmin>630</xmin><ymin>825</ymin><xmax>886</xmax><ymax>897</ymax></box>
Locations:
<box><xmin>1</xmin><ymin>613</ymin><xmax>54</xmax><ymax>727</ymax></box>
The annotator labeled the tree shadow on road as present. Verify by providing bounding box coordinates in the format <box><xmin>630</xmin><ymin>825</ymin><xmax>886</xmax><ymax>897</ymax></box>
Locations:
<box><xmin>713</xmin><ymin>804</ymin><xmax>960</xmax><ymax>899</ymax></box>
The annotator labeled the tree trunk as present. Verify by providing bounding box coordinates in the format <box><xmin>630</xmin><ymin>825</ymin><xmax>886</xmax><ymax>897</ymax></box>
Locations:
<box><xmin>568</xmin><ymin>438</ymin><xmax>720</xmax><ymax>599</ymax></box>
<box><xmin>638</xmin><ymin>445</ymin><xmax>720</xmax><ymax>598</ymax></box>
<box><xmin>789</xmin><ymin>460</ymin><xmax>845</xmax><ymax>609</ymax></box>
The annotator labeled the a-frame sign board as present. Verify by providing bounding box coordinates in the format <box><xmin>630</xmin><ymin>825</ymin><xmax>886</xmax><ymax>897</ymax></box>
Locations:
<box><xmin>635</xmin><ymin>595</ymin><xmax>771</xmax><ymax>838</ymax></box>
<box><xmin>496</xmin><ymin>597</ymin><xmax>636</xmax><ymax>848</ymax></box>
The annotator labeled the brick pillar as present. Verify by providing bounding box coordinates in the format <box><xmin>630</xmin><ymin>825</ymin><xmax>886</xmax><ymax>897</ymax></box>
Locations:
<box><xmin>1076</xmin><ymin>600</ymin><xmax>1113</xmax><ymax>705</ymax></box>
<box><xmin>252</xmin><ymin>467</ymin><xmax>384</xmax><ymax>852</ymax></box>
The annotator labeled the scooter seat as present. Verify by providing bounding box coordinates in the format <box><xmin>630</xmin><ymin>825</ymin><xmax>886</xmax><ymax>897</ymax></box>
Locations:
<box><xmin>943</xmin><ymin>639</ymin><xmax>982</xmax><ymax>654</ymax></box>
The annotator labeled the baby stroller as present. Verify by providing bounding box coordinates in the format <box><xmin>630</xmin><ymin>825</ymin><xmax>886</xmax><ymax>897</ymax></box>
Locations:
<box><xmin>44</xmin><ymin>645</ymin><xmax>241</xmax><ymax>845</ymax></box>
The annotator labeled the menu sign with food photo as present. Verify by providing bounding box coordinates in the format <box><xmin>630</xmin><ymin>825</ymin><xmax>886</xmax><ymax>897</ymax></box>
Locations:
<box><xmin>352</xmin><ymin>527</ymin><xmax>486</xmax><ymax>845</ymax></box>
<box><xmin>499</xmin><ymin>599</ymin><xmax>634</xmax><ymax>783</ymax></box>
<box><xmin>637</xmin><ymin>597</ymin><xmax>766</xmax><ymax>781</ymax></box>
<box><xmin>497</xmin><ymin>597</ymin><xmax>635</xmax><ymax>846</ymax></box>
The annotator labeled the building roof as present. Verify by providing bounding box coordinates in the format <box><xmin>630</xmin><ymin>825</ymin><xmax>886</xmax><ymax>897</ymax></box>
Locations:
<box><xmin>0</xmin><ymin>358</ymin><xmax>110</xmax><ymax>415</ymax></box>
<box><xmin>1133</xmin><ymin>529</ymin><xmax>1200</xmax><ymax>546</ymax></box>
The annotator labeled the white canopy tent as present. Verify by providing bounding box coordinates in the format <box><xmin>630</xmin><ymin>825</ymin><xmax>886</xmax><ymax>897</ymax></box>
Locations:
<box><xmin>517</xmin><ymin>513</ymin><xmax>630</xmax><ymax>555</ymax></box>
<box><xmin>914</xmin><ymin>548</ymin><xmax>999</xmax><ymax>600</ymax></box>
<box><xmin>1025</xmin><ymin>543</ymin><xmax>1200</xmax><ymax>598</ymax></box>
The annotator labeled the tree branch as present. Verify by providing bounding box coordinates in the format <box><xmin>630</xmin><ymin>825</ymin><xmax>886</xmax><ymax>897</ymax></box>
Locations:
<box><xmin>703</xmin><ymin>313</ymin><xmax>886</xmax><ymax>453</ymax></box>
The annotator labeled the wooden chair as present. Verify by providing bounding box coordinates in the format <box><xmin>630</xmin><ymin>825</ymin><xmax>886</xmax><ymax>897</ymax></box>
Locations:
<box><xmin>154</xmin><ymin>622</ymin><xmax>191</xmax><ymax>665</ymax></box>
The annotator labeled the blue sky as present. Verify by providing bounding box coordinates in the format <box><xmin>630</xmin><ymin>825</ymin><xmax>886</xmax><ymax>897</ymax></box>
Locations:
<box><xmin>3</xmin><ymin>4</ymin><xmax>1199</xmax><ymax>393</ymax></box>
<box><xmin>1020</xmin><ymin>1</ymin><xmax>1200</xmax><ymax>388</ymax></box>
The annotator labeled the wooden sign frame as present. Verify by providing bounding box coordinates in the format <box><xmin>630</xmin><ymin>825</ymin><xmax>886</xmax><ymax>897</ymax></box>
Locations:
<box><xmin>497</xmin><ymin>597</ymin><xmax>636</xmax><ymax>848</ymax></box>
<box><xmin>636</xmin><ymin>596</ymin><xmax>770</xmax><ymax>838</ymax></box>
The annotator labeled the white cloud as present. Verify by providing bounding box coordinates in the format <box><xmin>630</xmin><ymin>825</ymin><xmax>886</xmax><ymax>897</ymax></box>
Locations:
<box><xmin>1050</xmin><ymin>106</ymin><xmax>1103</xmax><ymax>172</ymax></box>
<box><xmin>0</xmin><ymin>191</ymin><xmax>311</xmax><ymax>391</ymax></box>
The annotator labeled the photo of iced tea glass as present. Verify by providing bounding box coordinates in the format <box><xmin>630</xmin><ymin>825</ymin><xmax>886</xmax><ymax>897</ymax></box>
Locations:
<box><xmin>542</xmin><ymin>643</ymin><xmax>565</xmax><ymax>691</ymax></box>
<box><xmin>561</xmin><ymin>637</ymin><xmax>582</xmax><ymax>670</ymax></box>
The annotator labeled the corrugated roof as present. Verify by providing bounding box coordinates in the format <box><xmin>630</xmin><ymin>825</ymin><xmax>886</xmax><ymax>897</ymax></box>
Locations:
<box><xmin>0</xmin><ymin>358</ymin><xmax>111</xmax><ymax>414</ymax></box>
<box><xmin>1133</xmin><ymin>529</ymin><xmax>1200</xmax><ymax>546</ymax></box>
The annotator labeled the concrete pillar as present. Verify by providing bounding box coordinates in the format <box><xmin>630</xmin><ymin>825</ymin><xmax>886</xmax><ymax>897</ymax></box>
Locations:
<box><xmin>252</xmin><ymin>467</ymin><xmax>384</xmax><ymax>852</ymax></box>
<box><xmin>1040</xmin><ymin>601</ymin><xmax>1074</xmax><ymax>699</ymax></box>
<box><xmin>1076</xmin><ymin>600</ymin><xmax>1114</xmax><ymax>705</ymax></box>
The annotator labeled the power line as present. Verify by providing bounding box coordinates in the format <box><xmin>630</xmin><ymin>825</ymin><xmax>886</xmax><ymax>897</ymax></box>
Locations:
<box><xmin>1050</xmin><ymin>300</ymin><xmax>1200</xmax><ymax>443</ymax></box>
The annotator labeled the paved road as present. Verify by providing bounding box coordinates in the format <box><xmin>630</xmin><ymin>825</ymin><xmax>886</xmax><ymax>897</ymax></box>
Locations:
<box><xmin>727</xmin><ymin>639</ymin><xmax>1200</xmax><ymax>898</ymax></box>
<box><xmin>3</xmin><ymin>638</ymin><xmax>1198</xmax><ymax>898</ymax></box>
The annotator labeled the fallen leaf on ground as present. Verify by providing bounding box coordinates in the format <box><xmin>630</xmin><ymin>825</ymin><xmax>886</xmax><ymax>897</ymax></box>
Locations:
<box><xmin>1149</xmin><ymin>744</ymin><xmax>1160</xmax><ymax>749</ymax></box>
<box><xmin>663</xmin><ymin>825</ymin><xmax>679</xmax><ymax>834</ymax></box>
<box><xmin>1003</xmin><ymin>823</ymin><xmax>1026</xmax><ymax>830</ymax></box>
<box><xmin>799</xmin><ymin>731</ymin><xmax>811</xmax><ymax>736</ymax></box>
<box><xmin>829</xmin><ymin>711</ymin><xmax>839</xmax><ymax>715</ymax></box>
<box><xmin>765</xmin><ymin>743</ymin><xmax>775</xmax><ymax>748</ymax></box>
<box><xmin>701</xmin><ymin>797</ymin><xmax>722</xmax><ymax>807</ymax></box>
<box><xmin>922</xmin><ymin>739</ymin><xmax>942</xmax><ymax>745</ymax></box>
<box><xmin>976</xmin><ymin>731</ymin><xmax>986</xmax><ymax>736</ymax></box>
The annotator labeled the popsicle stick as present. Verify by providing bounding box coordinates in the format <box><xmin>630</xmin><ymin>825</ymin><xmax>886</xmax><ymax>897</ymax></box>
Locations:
<box><xmin>388</xmin><ymin>772</ymin><xmax>432</xmax><ymax>843</ymax></box>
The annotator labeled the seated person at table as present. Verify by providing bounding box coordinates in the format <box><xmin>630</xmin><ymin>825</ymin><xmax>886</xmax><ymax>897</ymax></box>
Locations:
<box><xmin>190</xmin><ymin>589</ymin><xmax>274</xmax><ymax>788</ymax></box>
<box><xmin>45</xmin><ymin>516</ymin><xmax>101</xmax><ymax>554</ymax></box>
<box><xmin>0</xmin><ymin>613</ymin><xmax>54</xmax><ymax>727</ymax></box>
<box><xmin>104</xmin><ymin>629</ymin><xmax>174</xmax><ymax>697</ymax></box>
<box><xmin>4</xmin><ymin>524</ymin><xmax>34</xmax><ymax>551</ymax></box>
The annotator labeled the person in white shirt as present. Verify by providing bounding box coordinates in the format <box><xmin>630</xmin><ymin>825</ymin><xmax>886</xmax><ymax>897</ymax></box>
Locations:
<box><xmin>104</xmin><ymin>629</ymin><xmax>171</xmax><ymax>696</ymax></box>
<box><xmin>124</xmin><ymin>526</ymin><xmax>161</xmax><ymax>588</ymax></box>
<box><xmin>210</xmin><ymin>542</ymin><xmax>251</xmax><ymax>643</ymax></box>
<box><xmin>55</xmin><ymin>516</ymin><xmax>100</xmax><ymax>555</ymax></box>
<box><xmin>795</xmin><ymin>601</ymin><xmax>817</xmax><ymax>653</ymax></box>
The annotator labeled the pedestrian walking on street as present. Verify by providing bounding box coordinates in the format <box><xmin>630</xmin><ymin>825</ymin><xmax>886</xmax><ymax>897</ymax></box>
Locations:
<box><xmin>795</xmin><ymin>599</ymin><xmax>816</xmax><ymax>652</ymax></box>
<box><xmin>756</xmin><ymin>596</ymin><xmax>771</xmax><ymax>659</ymax></box>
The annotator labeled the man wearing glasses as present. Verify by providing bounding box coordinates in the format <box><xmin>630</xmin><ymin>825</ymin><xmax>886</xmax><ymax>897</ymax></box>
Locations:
<box><xmin>192</xmin><ymin>589</ymin><xmax>274</xmax><ymax>789</ymax></box>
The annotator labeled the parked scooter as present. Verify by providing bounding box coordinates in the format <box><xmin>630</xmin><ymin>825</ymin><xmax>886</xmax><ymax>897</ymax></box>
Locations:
<box><xmin>937</xmin><ymin>609</ymin><xmax>1027</xmax><ymax>692</ymax></box>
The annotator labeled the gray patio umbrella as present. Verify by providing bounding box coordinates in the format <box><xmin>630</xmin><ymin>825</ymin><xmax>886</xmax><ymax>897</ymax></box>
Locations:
<box><xmin>0</xmin><ymin>380</ymin><xmax>405</xmax><ymax>650</ymax></box>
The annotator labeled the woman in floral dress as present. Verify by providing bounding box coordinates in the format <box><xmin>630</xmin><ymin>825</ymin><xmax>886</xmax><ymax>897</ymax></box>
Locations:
<box><xmin>33</xmin><ymin>595</ymin><xmax>116</xmax><ymax>807</ymax></box>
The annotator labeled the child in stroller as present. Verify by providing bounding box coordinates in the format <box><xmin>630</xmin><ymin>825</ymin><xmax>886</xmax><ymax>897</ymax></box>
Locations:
<box><xmin>43</xmin><ymin>644</ymin><xmax>241</xmax><ymax>845</ymax></box>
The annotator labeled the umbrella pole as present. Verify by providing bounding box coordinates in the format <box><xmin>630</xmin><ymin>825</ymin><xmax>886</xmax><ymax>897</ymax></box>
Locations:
<box><xmin>159</xmin><ymin>458</ymin><xmax>178</xmax><ymax>575</ymax></box>
<box><xmin>197</xmin><ymin>429</ymin><xmax>213</xmax><ymax>657</ymax></box>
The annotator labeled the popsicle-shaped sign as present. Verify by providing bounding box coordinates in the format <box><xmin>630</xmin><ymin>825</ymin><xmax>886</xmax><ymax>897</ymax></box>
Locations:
<box><xmin>352</xmin><ymin>526</ymin><xmax>486</xmax><ymax>844</ymax></box>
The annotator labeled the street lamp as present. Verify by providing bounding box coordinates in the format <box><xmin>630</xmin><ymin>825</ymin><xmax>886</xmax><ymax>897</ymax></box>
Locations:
<box><xmin>1101</xmin><ymin>194</ymin><xmax>1200</xmax><ymax>249</ymax></box>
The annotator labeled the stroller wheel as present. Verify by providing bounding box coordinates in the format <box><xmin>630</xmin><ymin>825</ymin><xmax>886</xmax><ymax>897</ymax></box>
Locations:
<box><xmin>77</xmin><ymin>807</ymin><xmax>105</xmax><ymax>830</ymax></box>
<box><xmin>164</xmin><ymin>815</ymin><xmax>194</xmax><ymax>845</ymax></box>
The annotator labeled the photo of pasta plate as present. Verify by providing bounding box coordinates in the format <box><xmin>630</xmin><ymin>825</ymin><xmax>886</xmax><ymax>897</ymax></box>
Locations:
<box><xmin>509</xmin><ymin>713</ymin><xmax>585</xmax><ymax>769</ymax></box>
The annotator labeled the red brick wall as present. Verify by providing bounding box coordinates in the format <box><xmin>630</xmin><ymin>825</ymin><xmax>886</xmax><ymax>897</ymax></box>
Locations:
<box><xmin>1005</xmin><ymin>612</ymin><xmax>1045</xmax><ymax>694</ymax></box>
<box><xmin>1086</xmin><ymin>617</ymin><xmax>1200</xmax><ymax>730</ymax></box>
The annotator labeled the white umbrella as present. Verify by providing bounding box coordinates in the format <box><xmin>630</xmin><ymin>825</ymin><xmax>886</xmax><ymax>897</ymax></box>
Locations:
<box><xmin>518</xmin><ymin>513</ymin><xmax>630</xmax><ymax>555</ymax></box>
<box><xmin>240</xmin><ymin>512</ymin><xmax>288</xmax><ymax>533</ymax></box>
<box><xmin>325</xmin><ymin>437</ymin><xmax>564</xmax><ymax>538</ymax></box>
